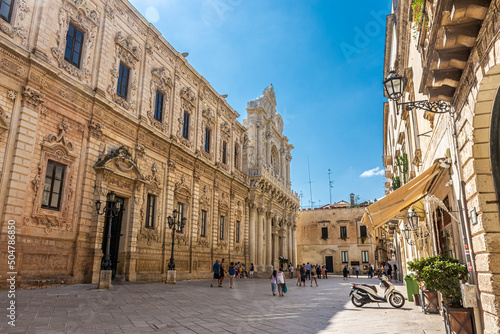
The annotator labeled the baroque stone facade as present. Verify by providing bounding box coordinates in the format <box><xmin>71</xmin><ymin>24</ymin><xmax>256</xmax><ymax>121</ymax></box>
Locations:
<box><xmin>0</xmin><ymin>0</ymin><xmax>298</xmax><ymax>288</ymax></box>
<box><xmin>243</xmin><ymin>85</ymin><xmax>300</xmax><ymax>274</ymax></box>
<box><xmin>378</xmin><ymin>1</ymin><xmax>500</xmax><ymax>333</ymax></box>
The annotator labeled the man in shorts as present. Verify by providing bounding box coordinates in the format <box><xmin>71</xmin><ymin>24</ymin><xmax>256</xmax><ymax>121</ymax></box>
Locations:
<box><xmin>210</xmin><ymin>259</ymin><xmax>220</xmax><ymax>287</ymax></box>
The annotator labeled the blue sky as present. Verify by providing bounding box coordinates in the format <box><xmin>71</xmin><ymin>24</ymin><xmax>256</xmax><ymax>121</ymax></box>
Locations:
<box><xmin>130</xmin><ymin>0</ymin><xmax>391</xmax><ymax>207</ymax></box>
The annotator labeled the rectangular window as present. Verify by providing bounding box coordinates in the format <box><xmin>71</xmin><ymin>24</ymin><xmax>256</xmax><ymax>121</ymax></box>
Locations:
<box><xmin>340</xmin><ymin>226</ymin><xmax>347</xmax><ymax>238</ymax></box>
<box><xmin>236</xmin><ymin>221</ymin><xmax>240</xmax><ymax>243</ymax></box>
<box><xmin>116</xmin><ymin>62</ymin><xmax>130</xmax><ymax>99</ymax></box>
<box><xmin>321</xmin><ymin>227</ymin><xmax>328</xmax><ymax>239</ymax></box>
<box><xmin>360</xmin><ymin>225</ymin><xmax>367</xmax><ymax>238</ymax></box>
<box><xmin>177</xmin><ymin>202</ymin><xmax>185</xmax><ymax>233</ymax></box>
<box><xmin>0</xmin><ymin>0</ymin><xmax>14</xmax><ymax>23</ymax></box>
<box><xmin>341</xmin><ymin>251</ymin><xmax>348</xmax><ymax>263</ymax></box>
<box><xmin>200</xmin><ymin>210</ymin><xmax>207</xmax><ymax>237</ymax></box>
<box><xmin>204</xmin><ymin>128</ymin><xmax>211</xmax><ymax>153</ymax></box>
<box><xmin>154</xmin><ymin>91</ymin><xmax>164</xmax><ymax>121</ymax></box>
<box><xmin>64</xmin><ymin>23</ymin><xmax>84</xmax><ymax>68</ymax></box>
<box><xmin>145</xmin><ymin>194</ymin><xmax>156</xmax><ymax>229</ymax></box>
<box><xmin>220</xmin><ymin>216</ymin><xmax>225</xmax><ymax>240</ymax></box>
<box><xmin>222</xmin><ymin>141</ymin><xmax>227</xmax><ymax>164</ymax></box>
<box><xmin>41</xmin><ymin>161</ymin><xmax>66</xmax><ymax>211</ymax></box>
<box><xmin>362</xmin><ymin>251</ymin><xmax>369</xmax><ymax>263</ymax></box>
<box><xmin>182</xmin><ymin>112</ymin><xmax>190</xmax><ymax>139</ymax></box>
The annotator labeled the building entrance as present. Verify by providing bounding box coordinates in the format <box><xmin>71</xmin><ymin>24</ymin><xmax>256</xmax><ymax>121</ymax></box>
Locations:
<box><xmin>325</xmin><ymin>256</ymin><xmax>333</xmax><ymax>273</ymax></box>
<box><xmin>101</xmin><ymin>196</ymin><xmax>125</xmax><ymax>279</ymax></box>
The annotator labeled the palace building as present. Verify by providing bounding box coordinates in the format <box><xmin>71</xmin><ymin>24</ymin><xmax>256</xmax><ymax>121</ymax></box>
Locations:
<box><xmin>0</xmin><ymin>0</ymin><xmax>298</xmax><ymax>288</ymax></box>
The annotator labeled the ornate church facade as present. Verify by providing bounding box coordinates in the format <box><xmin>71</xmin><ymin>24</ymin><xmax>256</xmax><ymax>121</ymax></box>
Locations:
<box><xmin>0</xmin><ymin>0</ymin><xmax>297</xmax><ymax>288</ymax></box>
<box><xmin>243</xmin><ymin>85</ymin><xmax>300</xmax><ymax>274</ymax></box>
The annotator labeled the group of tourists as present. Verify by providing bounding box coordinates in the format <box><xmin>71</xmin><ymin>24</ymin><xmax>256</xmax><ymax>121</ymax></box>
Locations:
<box><xmin>341</xmin><ymin>263</ymin><xmax>397</xmax><ymax>281</ymax></box>
<box><xmin>289</xmin><ymin>262</ymin><xmax>328</xmax><ymax>287</ymax></box>
<box><xmin>211</xmin><ymin>259</ymin><xmax>254</xmax><ymax>289</ymax></box>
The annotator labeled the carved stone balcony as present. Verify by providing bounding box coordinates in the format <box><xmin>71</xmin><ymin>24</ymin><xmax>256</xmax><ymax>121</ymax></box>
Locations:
<box><xmin>248</xmin><ymin>167</ymin><xmax>299</xmax><ymax>203</ymax></box>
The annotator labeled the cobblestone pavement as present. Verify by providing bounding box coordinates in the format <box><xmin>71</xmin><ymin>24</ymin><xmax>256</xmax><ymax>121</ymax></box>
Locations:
<box><xmin>2</xmin><ymin>276</ymin><xmax>445</xmax><ymax>334</ymax></box>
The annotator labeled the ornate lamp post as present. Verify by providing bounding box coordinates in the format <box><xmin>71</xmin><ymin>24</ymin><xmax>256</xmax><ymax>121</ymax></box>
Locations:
<box><xmin>95</xmin><ymin>191</ymin><xmax>121</xmax><ymax>289</ymax></box>
<box><xmin>383</xmin><ymin>70</ymin><xmax>451</xmax><ymax>115</ymax></box>
<box><xmin>166</xmin><ymin>209</ymin><xmax>186</xmax><ymax>284</ymax></box>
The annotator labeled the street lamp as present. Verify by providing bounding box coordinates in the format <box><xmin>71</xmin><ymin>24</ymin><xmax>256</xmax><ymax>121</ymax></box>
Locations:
<box><xmin>383</xmin><ymin>70</ymin><xmax>451</xmax><ymax>114</ymax></box>
<box><xmin>95</xmin><ymin>191</ymin><xmax>121</xmax><ymax>271</ymax></box>
<box><xmin>401</xmin><ymin>224</ymin><xmax>415</xmax><ymax>246</ymax></box>
<box><xmin>407</xmin><ymin>208</ymin><xmax>419</xmax><ymax>231</ymax></box>
<box><xmin>167</xmin><ymin>209</ymin><xmax>187</xmax><ymax>271</ymax></box>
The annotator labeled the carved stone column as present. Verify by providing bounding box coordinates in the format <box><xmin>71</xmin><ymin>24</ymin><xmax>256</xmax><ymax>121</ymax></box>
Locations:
<box><xmin>273</xmin><ymin>231</ymin><xmax>279</xmax><ymax>269</ymax></box>
<box><xmin>266</xmin><ymin>211</ymin><xmax>272</xmax><ymax>271</ymax></box>
<box><xmin>248</xmin><ymin>203</ymin><xmax>257</xmax><ymax>267</ymax></box>
<box><xmin>286</xmin><ymin>154</ymin><xmax>291</xmax><ymax>185</ymax></box>
<box><xmin>288</xmin><ymin>224</ymin><xmax>293</xmax><ymax>264</ymax></box>
<box><xmin>256</xmin><ymin>121</ymin><xmax>262</xmax><ymax>167</ymax></box>
<box><xmin>256</xmin><ymin>206</ymin><xmax>264</xmax><ymax>271</ymax></box>
<box><xmin>280</xmin><ymin>148</ymin><xmax>285</xmax><ymax>181</ymax></box>
<box><xmin>292</xmin><ymin>224</ymin><xmax>297</xmax><ymax>267</ymax></box>
<box><xmin>265</xmin><ymin>130</ymin><xmax>271</xmax><ymax>166</ymax></box>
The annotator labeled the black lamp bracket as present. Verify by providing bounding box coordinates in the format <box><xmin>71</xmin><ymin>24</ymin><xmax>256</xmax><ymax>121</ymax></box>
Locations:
<box><xmin>397</xmin><ymin>100</ymin><xmax>451</xmax><ymax>114</ymax></box>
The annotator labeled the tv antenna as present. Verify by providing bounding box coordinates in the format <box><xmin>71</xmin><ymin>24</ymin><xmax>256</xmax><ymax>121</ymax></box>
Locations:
<box><xmin>328</xmin><ymin>169</ymin><xmax>334</xmax><ymax>204</ymax></box>
<box><xmin>308</xmin><ymin>157</ymin><xmax>314</xmax><ymax>209</ymax></box>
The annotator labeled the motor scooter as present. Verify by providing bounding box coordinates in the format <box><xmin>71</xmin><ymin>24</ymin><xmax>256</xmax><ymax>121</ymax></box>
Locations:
<box><xmin>349</xmin><ymin>275</ymin><xmax>405</xmax><ymax>308</ymax></box>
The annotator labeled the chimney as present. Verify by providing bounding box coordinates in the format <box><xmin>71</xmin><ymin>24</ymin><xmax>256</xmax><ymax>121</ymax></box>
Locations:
<box><xmin>350</xmin><ymin>193</ymin><xmax>355</xmax><ymax>207</ymax></box>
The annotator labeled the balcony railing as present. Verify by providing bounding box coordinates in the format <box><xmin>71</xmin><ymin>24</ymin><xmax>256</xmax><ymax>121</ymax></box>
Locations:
<box><xmin>248</xmin><ymin>167</ymin><xmax>299</xmax><ymax>202</ymax></box>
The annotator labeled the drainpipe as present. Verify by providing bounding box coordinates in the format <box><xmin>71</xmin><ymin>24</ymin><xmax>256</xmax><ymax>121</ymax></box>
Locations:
<box><xmin>449</xmin><ymin>108</ymin><xmax>483</xmax><ymax>333</ymax></box>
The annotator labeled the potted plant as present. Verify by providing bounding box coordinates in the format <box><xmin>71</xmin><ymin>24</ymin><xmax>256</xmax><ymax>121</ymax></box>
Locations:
<box><xmin>360</xmin><ymin>236</ymin><xmax>366</xmax><ymax>244</ymax></box>
<box><xmin>408</xmin><ymin>256</ymin><xmax>472</xmax><ymax>333</ymax></box>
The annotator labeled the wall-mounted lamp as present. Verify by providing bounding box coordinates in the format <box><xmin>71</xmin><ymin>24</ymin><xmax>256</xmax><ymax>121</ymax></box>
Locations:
<box><xmin>470</xmin><ymin>208</ymin><xmax>478</xmax><ymax>225</ymax></box>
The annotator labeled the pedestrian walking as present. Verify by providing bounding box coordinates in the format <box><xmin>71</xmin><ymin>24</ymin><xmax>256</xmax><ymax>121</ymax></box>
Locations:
<box><xmin>355</xmin><ymin>265</ymin><xmax>359</xmax><ymax>278</ymax></box>
<box><xmin>296</xmin><ymin>265</ymin><xmax>302</xmax><ymax>286</ymax></box>
<box><xmin>305</xmin><ymin>262</ymin><xmax>311</xmax><ymax>280</ymax></box>
<box><xmin>219</xmin><ymin>259</ymin><xmax>225</xmax><ymax>287</ymax></box>
<box><xmin>249</xmin><ymin>263</ymin><xmax>254</xmax><ymax>279</ymax></box>
<box><xmin>321</xmin><ymin>265</ymin><xmax>326</xmax><ymax>279</ymax></box>
<box><xmin>289</xmin><ymin>264</ymin><xmax>294</xmax><ymax>278</ymax></box>
<box><xmin>342</xmin><ymin>265</ymin><xmax>349</xmax><ymax>280</ymax></box>
<box><xmin>387</xmin><ymin>263</ymin><xmax>393</xmax><ymax>282</ymax></box>
<box><xmin>310</xmin><ymin>268</ymin><xmax>318</xmax><ymax>287</ymax></box>
<box><xmin>277</xmin><ymin>267</ymin><xmax>286</xmax><ymax>296</ymax></box>
<box><xmin>323</xmin><ymin>265</ymin><xmax>328</xmax><ymax>279</ymax></box>
<box><xmin>316</xmin><ymin>265</ymin><xmax>321</xmax><ymax>279</ymax></box>
<box><xmin>241</xmin><ymin>264</ymin><xmax>246</xmax><ymax>278</ymax></box>
<box><xmin>300</xmin><ymin>264</ymin><xmax>306</xmax><ymax>286</ymax></box>
<box><xmin>210</xmin><ymin>259</ymin><xmax>220</xmax><ymax>287</ymax></box>
<box><xmin>229</xmin><ymin>262</ymin><xmax>236</xmax><ymax>289</ymax></box>
<box><xmin>270</xmin><ymin>270</ymin><xmax>277</xmax><ymax>296</ymax></box>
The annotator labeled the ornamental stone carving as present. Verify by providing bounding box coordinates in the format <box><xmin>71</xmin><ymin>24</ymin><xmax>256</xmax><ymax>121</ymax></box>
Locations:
<box><xmin>22</xmin><ymin>86</ymin><xmax>45</xmax><ymax>110</ymax></box>
<box><xmin>88</xmin><ymin>119</ymin><xmax>104</xmax><ymax>139</ymax></box>
<box><xmin>43</xmin><ymin>119</ymin><xmax>73</xmax><ymax>151</ymax></box>
<box><xmin>51</xmin><ymin>1</ymin><xmax>99</xmax><ymax>83</ymax></box>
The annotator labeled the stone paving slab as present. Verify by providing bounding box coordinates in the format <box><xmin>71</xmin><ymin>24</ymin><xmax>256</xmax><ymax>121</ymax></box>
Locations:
<box><xmin>2</xmin><ymin>276</ymin><xmax>445</xmax><ymax>333</ymax></box>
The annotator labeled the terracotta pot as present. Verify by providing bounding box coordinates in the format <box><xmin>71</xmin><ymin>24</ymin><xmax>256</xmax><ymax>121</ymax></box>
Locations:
<box><xmin>422</xmin><ymin>290</ymin><xmax>439</xmax><ymax>314</ymax></box>
<box><xmin>443</xmin><ymin>305</ymin><xmax>475</xmax><ymax>334</ymax></box>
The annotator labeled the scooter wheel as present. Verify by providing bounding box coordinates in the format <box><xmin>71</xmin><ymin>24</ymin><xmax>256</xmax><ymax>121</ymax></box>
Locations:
<box><xmin>351</xmin><ymin>295</ymin><xmax>365</xmax><ymax>307</ymax></box>
<box><xmin>389</xmin><ymin>292</ymin><xmax>405</xmax><ymax>308</ymax></box>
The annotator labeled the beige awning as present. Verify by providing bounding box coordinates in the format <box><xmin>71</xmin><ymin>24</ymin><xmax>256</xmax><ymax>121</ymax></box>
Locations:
<box><xmin>362</xmin><ymin>162</ymin><xmax>444</xmax><ymax>234</ymax></box>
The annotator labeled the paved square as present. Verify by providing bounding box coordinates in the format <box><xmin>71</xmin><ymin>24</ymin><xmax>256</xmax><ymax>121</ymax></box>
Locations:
<box><xmin>2</xmin><ymin>276</ymin><xmax>445</xmax><ymax>333</ymax></box>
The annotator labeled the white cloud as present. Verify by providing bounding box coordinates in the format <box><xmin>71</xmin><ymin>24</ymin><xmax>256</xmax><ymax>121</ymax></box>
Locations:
<box><xmin>360</xmin><ymin>167</ymin><xmax>385</xmax><ymax>178</ymax></box>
